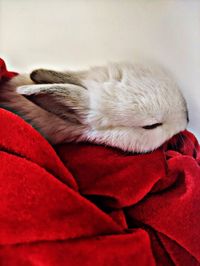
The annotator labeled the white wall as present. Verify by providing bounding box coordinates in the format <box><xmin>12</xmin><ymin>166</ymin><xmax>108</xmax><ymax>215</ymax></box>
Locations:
<box><xmin>0</xmin><ymin>0</ymin><xmax>199</xmax><ymax>139</ymax></box>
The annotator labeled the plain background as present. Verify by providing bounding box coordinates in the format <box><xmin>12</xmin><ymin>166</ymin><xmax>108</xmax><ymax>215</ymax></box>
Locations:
<box><xmin>0</xmin><ymin>0</ymin><xmax>199</xmax><ymax>139</ymax></box>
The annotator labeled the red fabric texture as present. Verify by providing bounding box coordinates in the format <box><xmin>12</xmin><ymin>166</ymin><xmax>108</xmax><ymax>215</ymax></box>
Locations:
<box><xmin>0</xmin><ymin>58</ymin><xmax>18</xmax><ymax>81</ymax></box>
<box><xmin>0</xmin><ymin>59</ymin><xmax>200</xmax><ymax>265</ymax></box>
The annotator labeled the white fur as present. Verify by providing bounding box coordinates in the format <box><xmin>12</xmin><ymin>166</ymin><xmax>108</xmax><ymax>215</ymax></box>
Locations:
<box><xmin>81</xmin><ymin>63</ymin><xmax>188</xmax><ymax>152</ymax></box>
<box><xmin>0</xmin><ymin>62</ymin><xmax>188</xmax><ymax>153</ymax></box>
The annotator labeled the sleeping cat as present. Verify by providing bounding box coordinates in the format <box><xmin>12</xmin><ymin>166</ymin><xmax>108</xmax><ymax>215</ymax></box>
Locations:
<box><xmin>0</xmin><ymin>62</ymin><xmax>188</xmax><ymax>153</ymax></box>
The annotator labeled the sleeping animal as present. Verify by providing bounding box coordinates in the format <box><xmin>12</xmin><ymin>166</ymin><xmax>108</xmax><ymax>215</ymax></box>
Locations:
<box><xmin>0</xmin><ymin>62</ymin><xmax>188</xmax><ymax>153</ymax></box>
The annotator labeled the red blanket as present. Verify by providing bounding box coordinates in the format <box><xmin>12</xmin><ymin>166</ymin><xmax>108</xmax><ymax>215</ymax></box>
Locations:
<box><xmin>0</xmin><ymin>59</ymin><xmax>200</xmax><ymax>265</ymax></box>
<box><xmin>0</xmin><ymin>58</ymin><xmax>18</xmax><ymax>81</ymax></box>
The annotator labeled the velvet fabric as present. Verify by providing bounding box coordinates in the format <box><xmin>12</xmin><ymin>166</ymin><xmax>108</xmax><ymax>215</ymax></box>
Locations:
<box><xmin>0</xmin><ymin>58</ymin><xmax>199</xmax><ymax>265</ymax></box>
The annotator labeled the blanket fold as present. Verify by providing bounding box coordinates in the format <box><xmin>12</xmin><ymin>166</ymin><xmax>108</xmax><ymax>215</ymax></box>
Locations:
<box><xmin>0</xmin><ymin>58</ymin><xmax>199</xmax><ymax>265</ymax></box>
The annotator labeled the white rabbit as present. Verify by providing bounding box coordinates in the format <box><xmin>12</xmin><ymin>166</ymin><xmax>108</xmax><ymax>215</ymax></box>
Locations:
<box><xmin>0</xmin><ymin>62</ymin><xmax>188</xmax><ymax>153</ymax></box>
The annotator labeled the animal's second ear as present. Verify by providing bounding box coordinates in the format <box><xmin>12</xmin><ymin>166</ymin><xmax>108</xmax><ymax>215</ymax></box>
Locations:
<box><xmin>30</xmin><ymin>68</ymin><xmax>87</xmax><ymax>87</ymax></box>
<box><xmin>17</xmin><ymin>84</ymin><xmax>90</xmax><ymax>123</ymax></box>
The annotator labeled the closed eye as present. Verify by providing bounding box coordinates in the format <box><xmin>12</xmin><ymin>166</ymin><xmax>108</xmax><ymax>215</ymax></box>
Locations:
<box><xmin>142</xmin><ymin>123</ymin><xmax>163</xmax><ymax>130</ymax></box>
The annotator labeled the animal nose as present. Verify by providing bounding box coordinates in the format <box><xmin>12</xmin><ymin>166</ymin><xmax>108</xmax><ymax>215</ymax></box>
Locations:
<box><xmin>186</xmin><ymin>110</ymin><xmax>189</xmax><ymax>123</ymax></box>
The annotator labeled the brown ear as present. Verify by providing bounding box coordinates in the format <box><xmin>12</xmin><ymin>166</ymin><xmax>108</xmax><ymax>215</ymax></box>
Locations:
<box><xmin>17</xmin><ymin>84</ymin><xmax>89</xmax><ymax>124</ymax></box>
<box><xmin>30</xmin><ymin>69</ymin><xmax>87</xmax><ymax>87</ymax></box>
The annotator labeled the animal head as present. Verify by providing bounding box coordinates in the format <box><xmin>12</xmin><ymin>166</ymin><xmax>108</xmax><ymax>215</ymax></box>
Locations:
<box><xmin>17</xmin><ymin>62</ymin><xmax>188</xmax><ymax>153</ymax></box>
